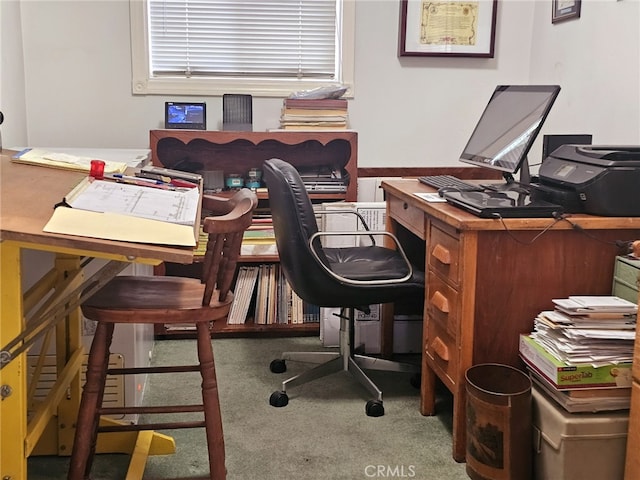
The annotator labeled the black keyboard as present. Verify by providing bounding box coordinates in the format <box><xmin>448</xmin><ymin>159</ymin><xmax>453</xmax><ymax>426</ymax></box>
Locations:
<box><xmin>418</xmin><ymin>175</ymin><xmax>483</xmax><ymax>192</ymax></box>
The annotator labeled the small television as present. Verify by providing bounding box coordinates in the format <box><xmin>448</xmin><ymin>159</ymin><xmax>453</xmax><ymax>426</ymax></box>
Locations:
<box><xmin>459</xmin><ymin>85</ymin><xmax>561</xmax><ymax>188</ymax></box>
<box><xmin>165</xmin><ymin>102</ymin><xmax>207</xmax><ymax>130</ymax></box>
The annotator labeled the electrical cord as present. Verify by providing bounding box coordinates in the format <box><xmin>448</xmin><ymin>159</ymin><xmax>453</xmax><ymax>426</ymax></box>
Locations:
<box><xmin>493</xmin><ymin>211</ymin><xmax>637</xmax><ymax>249</ymax></box>
<box><xmin>492</xmin><ymin>213</ymin><xmax>563</xmax><ymax>245</ymax></box>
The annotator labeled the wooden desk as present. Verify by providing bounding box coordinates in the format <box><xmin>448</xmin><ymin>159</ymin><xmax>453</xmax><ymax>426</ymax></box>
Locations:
<box><xmin>0</xmin><ymin>150</ymin><xmax>196</xmax><ymax>480</ymax></box>
<box><xmin>382</xmin><ymin>178</ymin><xmax>640</xmax><ymax>462</ymax></box>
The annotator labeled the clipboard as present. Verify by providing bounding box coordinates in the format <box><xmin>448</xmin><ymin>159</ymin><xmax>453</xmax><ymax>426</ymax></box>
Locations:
<box><xmin>43</xmin><ymin>177</ymin><xmax>201</xmax><ymax>246</ymax></box>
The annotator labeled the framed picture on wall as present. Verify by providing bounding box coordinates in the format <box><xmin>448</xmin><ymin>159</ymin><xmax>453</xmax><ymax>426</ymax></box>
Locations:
<box><xmin>398</xmin><ymin>0</ymin><xmax>498</xmax><ymax>57</ymax></box>
<box><xmin>552</xmin><ymin>0</ymin><xmax>581</xmax><ymax>24</ymax></box>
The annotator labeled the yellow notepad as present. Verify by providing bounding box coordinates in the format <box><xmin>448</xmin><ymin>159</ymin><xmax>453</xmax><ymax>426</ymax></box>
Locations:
<box><xmin>44</xmin><ymin>208</ymin><xmax>196</xmax><ymax>247</ymax></box>
<box><xmin>12</xmin><ymin>148</ymin><xmax>127</xmax><ymax>173</ymax></box>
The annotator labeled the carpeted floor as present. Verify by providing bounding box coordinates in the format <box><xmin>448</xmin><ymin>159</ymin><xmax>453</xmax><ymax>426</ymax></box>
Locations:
<box><xmin>28</xmin><ymin>336</ymin><xmax>469</xmax><ymax>480</ymax></box>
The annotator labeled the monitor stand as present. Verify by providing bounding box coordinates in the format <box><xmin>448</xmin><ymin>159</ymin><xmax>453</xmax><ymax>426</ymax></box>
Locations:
<box><xmin>482</xmin><ymin>157</ymin><xmax>532</xmax><ymax>194</ymax></box>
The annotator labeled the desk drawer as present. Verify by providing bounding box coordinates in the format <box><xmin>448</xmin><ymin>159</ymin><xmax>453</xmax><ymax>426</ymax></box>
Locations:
<box><xmin>428</xmin><ymin>224</ymin><xmax>461</xmax><ymax>285</ymax></box>
<box><xmin>427</xmin><ymin>273</ymin><xmax>459</xmax><ymax>339</ymax></box>
<box><xmin>388</xmin><ymin>195</ymin><xmax>425</xmax><ymax>238</ymax></box>
<box><xmin>425</xmin><ymin>319</ymin><xmax>458</xmax><ymax>391</ymax></box>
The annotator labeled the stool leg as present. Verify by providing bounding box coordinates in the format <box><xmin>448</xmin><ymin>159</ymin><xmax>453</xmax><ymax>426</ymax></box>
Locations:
<box><xmin>68</xmin><ymin>322</ymin><xmax>114</xmax><ymax>480</ymax></box>
<box><xmin>196</xmin><ymin>321</ymin><xmax>226</xmax><ymax>480</ymax></box>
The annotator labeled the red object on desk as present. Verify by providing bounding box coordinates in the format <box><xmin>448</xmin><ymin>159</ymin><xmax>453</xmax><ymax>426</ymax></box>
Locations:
<box><xmin>89</xmin><ymin>159</ymin><xmax>105</xmax><ymax>179</ymax></box>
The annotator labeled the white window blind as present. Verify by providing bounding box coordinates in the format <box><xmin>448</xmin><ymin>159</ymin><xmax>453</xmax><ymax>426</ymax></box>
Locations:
<box><xmin>131</xmin><ymin>0</ymin><xmax>355</xmax><ymax>97</ymax></box>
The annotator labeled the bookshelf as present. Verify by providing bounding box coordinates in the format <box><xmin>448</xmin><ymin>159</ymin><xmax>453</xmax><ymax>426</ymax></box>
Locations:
<box><xmin>149</xmin><ymin>129</ymin><xmax>358</xmax><ymax>338</ymax></box>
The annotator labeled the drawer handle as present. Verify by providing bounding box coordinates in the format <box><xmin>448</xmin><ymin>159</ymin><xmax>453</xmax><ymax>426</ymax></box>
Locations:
<box><xmin>432</xmin><ymin>244</ymin><xmax>451</xmax><ymax>265</ymax></box>
<box><xmin>431</xmin><ymin>337</ymin><xmax>450</xmax><ymax>362</ymax></box>
<box><xmin>430</xmin><ymin>291</ymin><xmax>450</xmax><ymax>314</ymax></box>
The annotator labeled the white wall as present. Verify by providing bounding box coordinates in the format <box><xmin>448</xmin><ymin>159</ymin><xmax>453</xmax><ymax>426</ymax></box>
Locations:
<box><xmin>0</xmin><ymin>0</ymin><xmax>28</xmax><ymax>148</ymax></box>
<box><xmin>2</xmin><ymin>0</ymin><xmax>639</xmax><ymax>168</ymax></box>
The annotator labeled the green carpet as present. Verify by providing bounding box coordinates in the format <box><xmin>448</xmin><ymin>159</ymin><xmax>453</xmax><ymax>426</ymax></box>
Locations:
<box><xmin>28</xmin><ymin>336</ymin><xmax>468</xmax><ymax>480</ymax></box>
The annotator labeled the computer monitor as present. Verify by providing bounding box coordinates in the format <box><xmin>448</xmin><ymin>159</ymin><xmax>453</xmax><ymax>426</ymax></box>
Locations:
<box><xmin>459</xmin><ymin>85</ymin><xmax>561</xmax><ymax>188</ymax></box>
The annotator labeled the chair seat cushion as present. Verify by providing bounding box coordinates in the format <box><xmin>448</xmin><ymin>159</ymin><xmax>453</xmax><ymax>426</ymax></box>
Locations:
<box><xmin>82</xmin><ymin>276</ymin><xmax>232</xmax><ymax>324</ymax></box>
<box><xmin>325</xmin><ymin>246</ymin><xmax>420</xmax><ymax>282</ymax></box>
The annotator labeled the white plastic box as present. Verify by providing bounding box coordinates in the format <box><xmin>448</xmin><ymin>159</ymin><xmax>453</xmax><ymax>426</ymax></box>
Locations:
<box><xmin>532</xmin><ymin>385</ymin><xmax>629</xmax><ymax>480</ymax></box>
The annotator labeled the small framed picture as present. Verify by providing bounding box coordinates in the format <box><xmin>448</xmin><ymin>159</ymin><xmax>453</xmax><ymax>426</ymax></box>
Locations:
<box><xmin>165</xmin><ymin>102</ymin><xmax>207</xmax><ymax>130</ymax></box>
<box><xmin>552</xmin><ymin>0</ymin><xmax>581</xmax><ymax>24</ymax></box>
<box><xmin>398</xmin><ymin>0</ymin><xmax>498</xmax><ymax>57</ymax></box>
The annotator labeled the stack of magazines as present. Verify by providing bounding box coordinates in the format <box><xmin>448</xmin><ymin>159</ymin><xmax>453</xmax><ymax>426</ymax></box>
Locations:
<box><xmin>520</xmin><ymin>295</ymin><xmax>637</xmax><ymax>412</ymax></box>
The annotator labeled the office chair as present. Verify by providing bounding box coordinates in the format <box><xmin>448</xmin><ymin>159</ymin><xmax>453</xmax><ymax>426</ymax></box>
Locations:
<box><xmin>263</xmin><ymin>158</ymin><xmax>424</xmax><ymax>417</ymax></box>
<box><xmin>68</xmin><ymin>189</ymin><xmax>258</xmax><ymax>480</ymax></box>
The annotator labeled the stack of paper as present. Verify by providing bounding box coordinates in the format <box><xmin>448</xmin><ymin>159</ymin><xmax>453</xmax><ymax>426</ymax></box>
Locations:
<box><xmin>43</xmin><ymin>177</ymin><xmax>200</xmax><ymax>246</ymax></box>
<box><xmin>12</xmin><ymin>148</ymin><xmax>127</xmax><ymax>173</ymax></box>
<box><xmin>519</xmin><ymin>295</ymin><xmax>637</xmax><ymax>413</ymax></box>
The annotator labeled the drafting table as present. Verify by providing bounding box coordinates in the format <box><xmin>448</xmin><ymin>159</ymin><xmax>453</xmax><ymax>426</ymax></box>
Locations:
<box><xmin>0</xmin><ymin>149</ymin><xmax>197</xmax><ymax>480</ymax></box>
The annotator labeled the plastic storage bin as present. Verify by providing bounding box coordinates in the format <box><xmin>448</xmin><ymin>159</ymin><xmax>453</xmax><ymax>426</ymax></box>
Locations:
<box><xmin>532</xmin><ymin>385</ymin><xmax>629</xmax><ymax>480</ymax></box>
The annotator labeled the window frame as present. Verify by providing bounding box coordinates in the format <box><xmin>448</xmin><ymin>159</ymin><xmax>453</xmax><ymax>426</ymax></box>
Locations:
<box><xmin>130</xmin><ymin>0</ymin><xmax>355</xmax><ymax>98</ymax></box>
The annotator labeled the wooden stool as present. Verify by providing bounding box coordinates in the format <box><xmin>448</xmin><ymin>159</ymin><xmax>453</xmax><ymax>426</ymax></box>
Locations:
<box><xmin>67</xmin><ymin>190</ymin><xmax>257</xmax><ymax>480</ymax></box>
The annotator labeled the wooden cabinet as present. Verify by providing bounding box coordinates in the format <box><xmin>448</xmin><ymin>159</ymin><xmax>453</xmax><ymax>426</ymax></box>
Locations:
<box><xmin>382</xmin><ymin>178</ymin><xmax>640</xmax><ymax>462</ymax></box>
<box><xmin>150</xmin><ymin>129</ymin><xmax>357</xmax><ymax>202</ymax></box>
<box><xmin>149</xmin><ymin>129</ymin><xmax>357</xmax><ymax>338</ymax></box>
<box><xmin>613</xmin><ymin>255</ymin><xmax>640</xmax><ymax>303</ymax></box>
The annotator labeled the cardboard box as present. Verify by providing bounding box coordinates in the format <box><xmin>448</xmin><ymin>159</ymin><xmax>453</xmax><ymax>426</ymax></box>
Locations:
<box><xmin>519</xmin><ymin>334</ymin><xmax>633</xmax><ymax>390</ymax></box>
<box><xmin>320</xmin><ymin>307</ymin><xmax>422</xmax><ymax>354</ymax></box>
<box><xmin>532</xmin><ymin>385</ymin><xmax>629</xmax><ymax>480</ymax></box>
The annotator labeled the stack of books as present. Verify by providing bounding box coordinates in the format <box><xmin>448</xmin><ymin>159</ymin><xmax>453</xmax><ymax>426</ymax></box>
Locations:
<box><xmin>227</xmin><ymin>264</ymin><xmax>318</xmax><ymax>325</ymax></box>
<box><xmin>241</xmin><ymin>217</ymin><xmax>278</xmax><ymax>257</ymax></box>
<box><xmin>279</xmin><ymin>97</ymin><xmax>349</xmax><ymax>130</ymax></box>
<box><xmin>519</xmin><ymin>295</ymin><xmax>637</xmax><ymax>412</ymax></box>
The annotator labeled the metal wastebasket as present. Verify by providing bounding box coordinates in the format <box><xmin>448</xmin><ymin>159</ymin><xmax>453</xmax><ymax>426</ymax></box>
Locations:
<box><xmin>465</xmin><ymin>363</ymin><xmax>532</xmax><ymax>480</ymax></box>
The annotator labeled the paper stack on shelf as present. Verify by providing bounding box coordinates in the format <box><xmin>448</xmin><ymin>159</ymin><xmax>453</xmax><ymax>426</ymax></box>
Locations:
<box><xmin>241</xmin><ymin>218</ymin><xmax>278</xmax><ymax>256</ymax></box>
<box><xmin>519</xmin><ymin>295</ymin><xmax>637</xmax><ymax>413</ymax></box>
<box><xmin>279</xmin><ymin>98</ymin><xmax>349</xmax><ymax>130</ymax></box>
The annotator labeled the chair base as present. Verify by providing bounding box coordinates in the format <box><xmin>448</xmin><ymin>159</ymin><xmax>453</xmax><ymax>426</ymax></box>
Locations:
<box><xmin>269</xmin><ymin>308</ymin><xmax>419</xmax><ymax>417</ymax></box>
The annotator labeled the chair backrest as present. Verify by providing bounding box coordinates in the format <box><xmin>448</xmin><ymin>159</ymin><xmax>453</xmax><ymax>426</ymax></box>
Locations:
<box><xmin>264</xmin><ymin>158</ymin><xmax>424</xmax><ymax>309</ymax></box>
<box><xmin>262</xmin><ymin>158</ymin><xmax>345</xmax><ymax>306</ymax></box>
<box><xmin>201</xmin><ymin>188</ymin><xmax>258</xmax><ymax>305</ymax></box>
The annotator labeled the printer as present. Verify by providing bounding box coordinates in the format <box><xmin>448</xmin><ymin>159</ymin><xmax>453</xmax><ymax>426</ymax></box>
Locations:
<box><xmin>533</xmin><ymin>144</ymin><xmax>640</xmax><ymax>216</ymax></box>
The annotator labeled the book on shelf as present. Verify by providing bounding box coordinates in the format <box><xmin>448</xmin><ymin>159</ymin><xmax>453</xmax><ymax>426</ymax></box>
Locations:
<box><xmin>227</xmin><ymin>263</ymin><xmax>318</xmax><ymax>325</ymax></box>
<box><xmin>280</xmin><ymin>97</ymin><xmax>349</xmax><ymax>130</ymax></box>
<box><xmin>227</xmin><ymin>266</ymin><xmax>260</xmax><ymax>325</ymax></box>
<box><xmin>283</xmin><ymin>98</ymin><xmax>348</xmax><ymax>109</ymax></box>
<box><xmin>243</xmin><ymin>227</ymin><xmax>276</xmax><ymax>244</ymax></box>
<box><xmin>282</xmin><ymin>108</ymin><xmax>349</xmax><ymax>116</ymax></box>
<box><xmin>279</xmin><ymin>122</ymin><xmax>349</xmax><ymax>130</ymax></box>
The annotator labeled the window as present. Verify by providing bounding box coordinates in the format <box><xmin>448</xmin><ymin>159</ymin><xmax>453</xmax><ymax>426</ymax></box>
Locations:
<box><xmin>130</xmin><ymin>0</ymin><xmax>355</xmax><ymax>97</ymax></box>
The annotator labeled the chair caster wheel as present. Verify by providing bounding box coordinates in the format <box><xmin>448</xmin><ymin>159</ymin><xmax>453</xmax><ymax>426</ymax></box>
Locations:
<box><xmin>410</xmin><ymin>372</ymin><xmax>421</xmax><ymax>389</ymax></box>
<box><xmin>365</xmin><ymin>399</ymin><xmax>384</xmax><ymax>417</ymax></box>
<box><xmin>270</xmin><ymin>359</ymin><xmax>287</xmax><ymax>374</ymax></box>
<box><xmin>269</xmin><ymin>390</ymin><xmax>289</xmax><ymax>408</ymax></box>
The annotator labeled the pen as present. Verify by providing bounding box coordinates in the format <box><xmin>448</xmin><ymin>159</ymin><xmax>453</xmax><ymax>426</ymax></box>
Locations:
<box><xmin>111</xmin><ymin>174</ymin><xmax>164</xmax><ymax>184</ymax></box>
<box><xmin>135</xmin><ymin>171</ymin><xmax>198</xmax><ymax>188</ymax></box>
<box><xmin>105</xmin><ymin>174</ymin><xmax>176</xmax><ymax>190</ymax></box>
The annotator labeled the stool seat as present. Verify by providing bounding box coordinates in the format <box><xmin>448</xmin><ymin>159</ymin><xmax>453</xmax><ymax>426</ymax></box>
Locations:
<box><xmin>83</xmin><ymin>276</ymin><xmax>233</xmax><ymax>324</ymax></box>
<box><xmin>67</xmin><ymin>189</ymin><xmax>257</xmax><ymax>480</ymax></box>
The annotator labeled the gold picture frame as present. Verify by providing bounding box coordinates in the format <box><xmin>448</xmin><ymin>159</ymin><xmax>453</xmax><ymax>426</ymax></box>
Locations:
<box><xmin>398</xmin><ymin>0</ymin><xmax>498</xmax><ymax>57</ymax></box>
